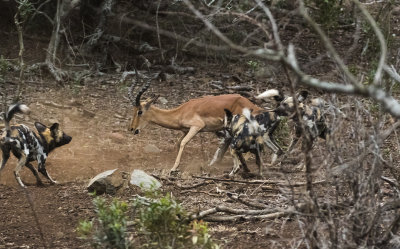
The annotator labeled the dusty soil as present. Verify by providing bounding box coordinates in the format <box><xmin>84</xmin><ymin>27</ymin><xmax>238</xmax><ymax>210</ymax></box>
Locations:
<box><xmin>0</xmin><ymin>73</ymin><xmax>315</xmax><ymax>248</ymax></box>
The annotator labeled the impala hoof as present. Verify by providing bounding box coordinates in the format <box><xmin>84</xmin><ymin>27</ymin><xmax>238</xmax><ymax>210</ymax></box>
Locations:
<box><xmin>169</xmin><ymin>170</ymin><xmax>180</xmax><ymax>176</ymax></box>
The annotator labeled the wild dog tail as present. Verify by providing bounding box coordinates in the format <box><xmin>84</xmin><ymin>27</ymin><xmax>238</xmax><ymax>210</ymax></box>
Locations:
<box><xmin>4</xmin><ymin>103</ymin><xmax>30</xmax><ymax>133</ymax></box>
<box><xmin>256</xmin><ymin>89</ymin><xmax>284</xmax><ymax>102</ymax></box>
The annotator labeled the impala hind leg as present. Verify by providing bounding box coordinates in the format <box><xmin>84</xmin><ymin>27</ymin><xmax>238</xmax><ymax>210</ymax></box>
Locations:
<box><xmin>170</xmin><ymin>126</ymin><xmax>203</xmax><ymax>173</ymax></box>
<box><xmin>176</xmin><ymin>131</ymin><xmax>188</xmax><ymax>151</ymax></box>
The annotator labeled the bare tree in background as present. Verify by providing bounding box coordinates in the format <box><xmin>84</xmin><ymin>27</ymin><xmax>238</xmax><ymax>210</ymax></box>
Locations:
<box><xmin>179</xmin><ymin>0</ymin><xmax>400</xmax><ymax>247</ymax></box>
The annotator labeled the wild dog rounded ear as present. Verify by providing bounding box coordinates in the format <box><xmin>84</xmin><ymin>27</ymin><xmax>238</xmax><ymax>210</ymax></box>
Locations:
<box><xmin>297</xmin><ymin>90</ymin><xmax>309</xmax><ymax>102</ymax></box>
<box><xmin>223</xmin><ymin>109</ymin><xmax>233</xmax><ymax>127</ymax></box>
<box><xmin>50</xmin><ymin>123</ymin><xmax>59</xmax><ymax>131</ymax></box>
<box><xmin>34</xmin><ymin>122</ymin><xmax>47</xmax><ymax>132</ymax></box>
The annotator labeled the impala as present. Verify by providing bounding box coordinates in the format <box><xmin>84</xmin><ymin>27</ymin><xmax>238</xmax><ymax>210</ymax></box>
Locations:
<box><xmin>127</xmin><ymin>75</ymin><xmax>281</xmax><ymax>173</ymax></box>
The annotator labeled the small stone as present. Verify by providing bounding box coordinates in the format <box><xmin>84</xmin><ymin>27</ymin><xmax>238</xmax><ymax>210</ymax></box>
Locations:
<box><xmin>158</xmin><ymin>97</ymin><xmax>168</xmax><ymax>105</ymax></box>
<box><xmin>130</xmin><ymin>169</ymin><xmax>162</xmax><ymax>190</ymax></box>
<box><xmin>87</xmin><ymin>169</ymin><xmax>124</xmax><ymax>195</ymax></box>
<box><xmin>109</xmin><ymin>132</ymin><xmax>125</xmax><ymax>143</ymax></box>
<box><xmin>144</xmin><ymin>144</ymin><xmax>161</xmax><ymax>153</ymax></box>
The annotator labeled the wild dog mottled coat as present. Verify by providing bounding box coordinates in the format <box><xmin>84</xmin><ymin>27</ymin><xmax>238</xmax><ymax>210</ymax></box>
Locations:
<box><xmin>224</xmin><ymin>108</ymin><xmax>265</xmax><ymax>176</ymax></box>
<box><xmin>257</xmin><ymin>89</ymin><xmax>329</xmax><ymax>151</ymax></box>
<box><xmin>0</xmin><ymin>103</ymin><xmax>72</xmax><ymax>188</ymax></box>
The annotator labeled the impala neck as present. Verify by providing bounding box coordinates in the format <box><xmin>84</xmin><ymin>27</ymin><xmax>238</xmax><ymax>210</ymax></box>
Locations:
<box><xmin>147</xmin><ymin>106</ymin><xmax>182</xmax><ymax>130</ymax></box>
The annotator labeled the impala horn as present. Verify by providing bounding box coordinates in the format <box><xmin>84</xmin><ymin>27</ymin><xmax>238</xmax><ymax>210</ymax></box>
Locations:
<box><xmin>128</xmin><ymin>68</ymin><xmax>141</xmax><ymax>106</ymax></box>
<box><xmin>135</xmin><ymin>76</ymin><xmax>153</xmax><ymax>106</ymax></box>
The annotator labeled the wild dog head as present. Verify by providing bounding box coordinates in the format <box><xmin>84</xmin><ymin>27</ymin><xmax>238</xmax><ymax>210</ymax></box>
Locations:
<box><xmin>128</xmin><ymin>75</ymin><xmax>159</xmax><ymax>135</ymax></box>
<box><xmin>257</xmin><ymin>89</ymin><xmax>329</xmax><ymax>140</ymax></box>
<box><xmin>224</xmin><ymin>108</ymin><xmax>264</xmax><ymax>151</ymax></box>
<box><xmin>34</xmin><ymin>122</ymin><xmax>72</xmax><ymax>151</ymax></box>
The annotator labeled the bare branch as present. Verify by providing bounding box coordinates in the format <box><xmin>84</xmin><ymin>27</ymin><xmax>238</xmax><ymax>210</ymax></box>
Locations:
<box><xmin>353</xmin><ymin>0</ymin><xmax>387</xmax><ymax>86</ymax></box>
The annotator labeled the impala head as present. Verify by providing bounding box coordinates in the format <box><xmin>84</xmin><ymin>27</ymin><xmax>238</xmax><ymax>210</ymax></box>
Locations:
<box><xmin>128</xmin><ymin>75</ymin><xmax>159</xmax><ymax>135</ymax></box>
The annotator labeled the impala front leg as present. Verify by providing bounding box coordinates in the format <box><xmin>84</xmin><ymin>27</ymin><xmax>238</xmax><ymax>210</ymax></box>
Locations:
<box><xmin>170</xmin><ymin>126</ymin><xmax>203</xmax><ymax>173</ymax></box>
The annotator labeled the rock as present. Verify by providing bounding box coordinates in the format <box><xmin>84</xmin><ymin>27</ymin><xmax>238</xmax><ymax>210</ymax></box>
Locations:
<box><xmin>158</xmin><ymin>97</ymin><xmax>168</xmax><ymax>105</ymax></box>
<box><xmin>144</xmin><ymin>144</ymin><xmax>161</xmax><ymax>153</ymax></box>
<box><xmin>87</xmin><ymin>169</ymin><xmax>124</xmax><ymax>195</ymax></box>
<box><xmin>109</xmin><ymin>132</ymin><xmax>125</xmax><ymax>143</ymax></box>
<box><xmin>130</xmin><ymin>169</ymin><xmax>161</xmax><ymax>190</ymax></box>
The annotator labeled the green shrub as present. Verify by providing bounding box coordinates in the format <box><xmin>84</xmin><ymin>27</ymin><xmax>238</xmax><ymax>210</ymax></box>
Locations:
<box><xmin>77</xmin><ymin>197</ymin><xmax>130</xmax><ymax>249</ymax></box>
<box><xmin>133</xmin><ymin>193</ymin><xmax>218</xmax><ymax>248</ymax></box>
<box><xmin>78</xmin><ymin>192</ymin><xmax>219</xmax><ymax>249</ymax></box>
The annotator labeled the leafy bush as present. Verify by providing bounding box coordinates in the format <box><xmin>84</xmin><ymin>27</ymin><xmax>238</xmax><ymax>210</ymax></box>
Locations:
<box><xmin>78</xmin><ymin>192</ymin><xmax>219</xmax><ymax>249</ymax></box>
<box><xmin>77</xmin><ymin>197</ymin><xmax>130</xmax><ymax>249</ymax></box>
<box><xmin>133</xmin><ymin>193</ymin><xmax>219</xmax><ymax>249</ymax></box>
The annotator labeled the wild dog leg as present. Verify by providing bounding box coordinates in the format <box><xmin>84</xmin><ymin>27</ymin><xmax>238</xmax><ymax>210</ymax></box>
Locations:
<box><xmin>237</xmin><ymin>152</ymin><xmax>250</xmax><ymax>173</ymax></box>
<box><xmin>14</xmin><ymin>154</ymin><xmax>27</xmax><ymax>188</ymax></box>
<box><xmin>209</xmin><ymin>133</ymin><xmax>232</xmax><ymax>166</ymax></box>
<box><xmin>38</xmin><ymin>162</ymin><xmax>57</xmax><ymax>184</ymax></box>
<box><xmin>228</xmin><ymin>149</ymin><xmax>250</xmax><ymax>177</ymax></box>
<box><xmin>255</xmin><ymin>146</ymin><xmax>264</xmax><ymax>176</ymax></box>
<box><xmin>0</xmin><ymin>148</ymin><xmax>10</xmax><ymax>175</ymax></box>
<box><xmin>229</xmin><ymin>149</ymin><xmax>242</xmax><ymax>177</ymax></box>
<box><xmin>25</xmin><ymin>162</ymin><xmax>44</xmax><ymax>186</ymax></box>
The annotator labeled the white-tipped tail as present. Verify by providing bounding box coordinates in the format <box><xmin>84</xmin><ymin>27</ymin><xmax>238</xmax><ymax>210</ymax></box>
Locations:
<box><xmin>242</xmin><ymin>108</ymin><xmax>259</xmax><ymax>135</ymax></box>
<box><xmin>5</xmin><ymin>103</ymin><xmax>30</xmax><ymax>123</ymax></box>
<box><xmin>242</xmin><ymin>108</ymin><xmax>251</xmax><ymax>120</ymax></box>
<box><xmin>256</xmin><ymin>89</ymin><xmax>280</xmax><ymax>100</ymax></box>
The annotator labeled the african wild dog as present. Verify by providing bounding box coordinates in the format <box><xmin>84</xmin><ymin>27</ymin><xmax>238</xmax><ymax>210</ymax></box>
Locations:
<box><xmin>224</xmin><ymin>108</ymin><xmax>265</xmax><ymax>177</ymax></box>
<box><xmin>257</xmin><ymin>89</ymin><xmax>329</xmax><ymax>152</ymax></box>
<box><xmin>0</xmin><ymin>103</ymin><xmax>72</xmax><ymax>188</ymax></box>
<box><xmin>210</xmin><ymin>100</ymin><xmax>283</xmax><ymax>167</ymax></box>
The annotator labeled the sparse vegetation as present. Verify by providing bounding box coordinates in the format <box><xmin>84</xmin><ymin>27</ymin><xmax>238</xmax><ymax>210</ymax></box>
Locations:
<box><xmin>78</xmin><ymin>197</ymin><xmax>130</xmax><ymax>249</ymax></box>
<box><xmin>78</xmin><ymin>192</ymin><xmax>219</xmax><ymax>249</ymax></box>
<box><xmin>1</xmin><ymin>0</ymin><xmax>400</xmax><ymax>248</ymax></box>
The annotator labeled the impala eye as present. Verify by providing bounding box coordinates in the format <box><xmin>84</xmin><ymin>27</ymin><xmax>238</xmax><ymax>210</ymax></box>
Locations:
<box><xmin>138</xmin><ymin>110</ymin><xmax>143</xmax><ymax>115</ymax></box>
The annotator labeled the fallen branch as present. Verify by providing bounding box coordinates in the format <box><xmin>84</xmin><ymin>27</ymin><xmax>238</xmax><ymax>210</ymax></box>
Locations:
<box><xmin>42</xmin><ymin>101</ymin><xmax>73</xmax><ymax>109</ymax></box>
<box><xmin>226</xmin><ymin>192</ymin><xmax>269</xmax><ymax>209</ymax></box>
<box><xmin>191</xmin><ymin>204</ymin><xmax>308</xmax><ymax>222</ymax></box>
<box><xmin>192</xmin><ymin>175</ymin><xmax>326</xmax><ymax>187</ymax></box>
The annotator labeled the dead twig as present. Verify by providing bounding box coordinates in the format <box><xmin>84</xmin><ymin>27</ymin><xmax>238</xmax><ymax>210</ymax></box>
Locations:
<box><xmin>192</xmin><ymin>175</ymin><xmax>326</xmax><ymax>187</ymax></box>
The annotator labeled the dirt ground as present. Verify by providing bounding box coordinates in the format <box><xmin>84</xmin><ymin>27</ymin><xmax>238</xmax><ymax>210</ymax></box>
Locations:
<box><xmin>0</xmin><ymin>73</ymin><xmax>317</xmax><ymax>248</ymax></box>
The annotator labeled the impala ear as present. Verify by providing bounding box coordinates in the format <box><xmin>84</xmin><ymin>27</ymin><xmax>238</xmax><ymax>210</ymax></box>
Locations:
<box><xmin>144</xmin><ymin>95</ymin><xmax>160</xmax><ymax>109</ymax></box>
